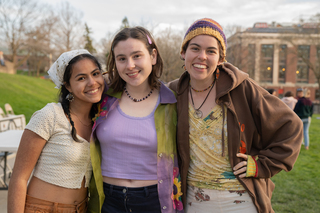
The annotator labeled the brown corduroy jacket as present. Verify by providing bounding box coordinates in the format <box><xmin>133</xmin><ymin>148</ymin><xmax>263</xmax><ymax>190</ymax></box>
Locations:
<box><xmin>168</xmin><ymin>62</ymin><xmax>303</xmax><ymax>213</ymax></box>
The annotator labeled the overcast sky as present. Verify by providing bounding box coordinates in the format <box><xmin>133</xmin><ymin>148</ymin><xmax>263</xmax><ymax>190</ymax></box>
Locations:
<box><xmin>41</xmin><ymin>0</ymin><xmax>320</xmax><ymax>41</ymax></box>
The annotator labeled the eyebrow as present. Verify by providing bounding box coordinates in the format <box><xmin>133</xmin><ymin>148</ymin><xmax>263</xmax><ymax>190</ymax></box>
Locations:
<box><xmin>74</xmin><ymin>68</ymin><xmax>100</xmax><ymax>78</ymax></box>
<box><xmin>189</xmin><ymin>43</ymin><xmax>218</xmax><ymax>50</ymax></box>
<box><xmin>115</xmin><ymin>50</ymin><xmax>143</xmax><ymax>58</ymax></box>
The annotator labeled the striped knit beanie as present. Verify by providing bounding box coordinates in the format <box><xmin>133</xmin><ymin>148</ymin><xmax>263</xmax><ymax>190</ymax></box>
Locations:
<box><xmin>181</xmin><ymin>18</ymin><xmax>227</xmax><ymax>61</ymax></box>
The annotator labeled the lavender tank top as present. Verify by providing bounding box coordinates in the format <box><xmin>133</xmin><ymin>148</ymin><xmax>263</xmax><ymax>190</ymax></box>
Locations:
<box><xmin>96</xmin><ymin>97</ymin><xmax>160</xmax><ymax>180</ymax></box>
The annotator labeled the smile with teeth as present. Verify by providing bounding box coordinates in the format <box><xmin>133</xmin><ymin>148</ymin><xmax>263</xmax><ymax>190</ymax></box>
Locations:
<box><xmin>87</xmin><ymin>88</ymin><xmax>99</xmax><ymax>94</ymax></box>
<box><xmin>127</xmin><ymin>71</ymin><xmax>140</xmax><ymax>77</ymax></box>
<box><xmin>193</xmin><ymin>64</ymin><xmax>207</xmax><ymax>69</ymax></box>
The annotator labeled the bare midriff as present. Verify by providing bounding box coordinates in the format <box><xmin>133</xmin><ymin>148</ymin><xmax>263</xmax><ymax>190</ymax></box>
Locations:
<box><xmin>103</xmin><ymin>176</ymin><xmax>158</xmax><ymax>187</ymax></box>
<box><xmin>27</xmin><ymin>176</ymin><xmax>87</xmax><ymax>204</ymax></box>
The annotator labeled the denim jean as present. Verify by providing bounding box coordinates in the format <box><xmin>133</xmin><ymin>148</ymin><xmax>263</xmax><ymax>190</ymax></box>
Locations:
<box><xmin>302</xmin><ymin>118</ymin><xmax>310</xmax><ymax>147</ymax></box>
<box><xmin>102</xmin><ymin>182</ymin><xmax>161</xmax><ymax>213</ymax></box>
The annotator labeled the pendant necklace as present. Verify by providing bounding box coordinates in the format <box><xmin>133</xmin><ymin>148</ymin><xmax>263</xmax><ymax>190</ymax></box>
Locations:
<box><xmin>124</xmin><ymin>87</ymin><xmax>153</xmax><ymax>102</ymax></box>
<box><xmin>190</xmin><ymin>75</ymin><xmax>217</xmax><ymax>119</ymax></box>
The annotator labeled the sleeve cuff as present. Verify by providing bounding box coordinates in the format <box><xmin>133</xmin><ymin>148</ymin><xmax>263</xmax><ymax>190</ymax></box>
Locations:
<box><xmin>246</xmin><ymin>155</ymin><xmax>258</xmax><ymax>177</ymax></box>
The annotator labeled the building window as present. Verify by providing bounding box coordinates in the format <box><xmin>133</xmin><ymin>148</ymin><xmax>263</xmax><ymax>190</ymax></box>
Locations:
<box><xmin>278</xmin><ymin>45</ymin><xmax>287</xmax><ymax>83</ymax></box>
<box><xmin>316</xmin><ymin>46</ymin><xmax>320</xmax><ymax>73</ymax></box>
<box><xmin>296</xmin><ymin>45</ymin><xmax>310</xmax><ymax>83</ymax></box>
<box><xmin>247</xmin><ymin>44</ymin><xmax>255</xmax><ymax>79</ymax></box>
<box><xmin>260</xmin><ymin>44</ymin><xmax>274</xmax><ymax>83</ymax></box>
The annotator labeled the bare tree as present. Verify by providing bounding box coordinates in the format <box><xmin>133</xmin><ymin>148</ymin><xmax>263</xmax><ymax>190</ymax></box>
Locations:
<box><xmin>156</xmin><ymin>28</ymin><xmax>184</xmax><ymax>82</ymax></box>
<box><xmin>26</xmin><ymin>10</ymin><xmax>58</xmax><ymax>76</ymax></box>
<box><xmin>0</xmin><ymin>0</ymin><xmax>40</xmax><ymax>72</ymax></box>
<box><xmin>52</xmin><ymin>1</ymin><xmax>84</xmax><ymax>53</ymax></box>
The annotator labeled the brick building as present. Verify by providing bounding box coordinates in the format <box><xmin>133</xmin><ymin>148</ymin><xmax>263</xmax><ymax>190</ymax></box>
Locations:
<box><xmin>227</xmin><ymin>22</ymin><xmax>320</xmax><ymax>102</ymax></box>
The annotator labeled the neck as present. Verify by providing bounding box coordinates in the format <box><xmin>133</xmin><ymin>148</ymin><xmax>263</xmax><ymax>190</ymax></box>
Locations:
<box><xmin>190</xmin><ymin>75</ymin><xmax>215</xmax><ymax>91</ymax></box>
<box><xmin>69</xmin><ymin>101</ymin><xmax>92</xmax><ymax>118</ymax></box>
<box><xmin>125</xmin><ymin>82</ymin><xmax>151</xmax><ymax>97</ymax></box>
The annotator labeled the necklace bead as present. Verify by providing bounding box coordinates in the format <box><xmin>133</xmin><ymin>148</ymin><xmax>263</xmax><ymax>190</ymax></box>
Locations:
<box><xmin>124</xmin><ymin>87</ymin><xmax>153</xmax><ymax>102</ymax></box>
<box><xmin>190</xmin><ymin>80</ymin><xmax>214</xmax><ymax>92</ymax></box>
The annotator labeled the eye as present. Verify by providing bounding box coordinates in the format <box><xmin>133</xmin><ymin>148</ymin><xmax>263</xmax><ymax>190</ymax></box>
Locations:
<box><xmin>191</xmin><ymin>47</ymin><xmax>199</xmax><ymax>51</ymax></box>
<box><xmin>93</xmin><ymin>70</ymin><xmax>101</xmax><ymax>76</ymax></box>
<box><xmin>77</xmin><ymin>76</ymin><xmax>85</xmax><ymax>81</ymax></box>
<box><xmin>117</xmin><ymin>57</ymin><xmax>126</xmax><ymax>62</ymax></box>
<box><xmin>133</xmin><ymin>54</ymin><xmax>141</xmax><ymax>59</ymax></box>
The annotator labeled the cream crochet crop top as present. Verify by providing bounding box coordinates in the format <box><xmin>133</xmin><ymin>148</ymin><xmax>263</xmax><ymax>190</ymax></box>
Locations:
<box><xmin>25</xmin><ymin>103</ymin><xmax>92</xmax><ymax>189</ymax></box>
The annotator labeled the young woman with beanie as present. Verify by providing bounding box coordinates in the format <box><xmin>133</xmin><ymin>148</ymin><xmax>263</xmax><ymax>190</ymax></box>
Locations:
<box><xmin>168</xmin><ymin>18</ymin><xmax>303</xmax><ymax>213</ymax></box>
<box><xmin>8</xmin><ymin>49</ymin><xmax>105</xmax><ymax>212</ymax></box>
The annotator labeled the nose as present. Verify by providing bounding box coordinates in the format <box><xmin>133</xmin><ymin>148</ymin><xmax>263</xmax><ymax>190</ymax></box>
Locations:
<box><xmin>126</xmin><ymin>58</ymin><xmax>135</xmax><ymax>70</ymax></box>
<box><xmin>87</xmin><ymin>75</ymin><xmax>96</xmax><ymax>86</ymax></box>
<box><xmin>198</xmin><ymin>50</ymin><xmax>207</xmax><ymax>60</ymax></box>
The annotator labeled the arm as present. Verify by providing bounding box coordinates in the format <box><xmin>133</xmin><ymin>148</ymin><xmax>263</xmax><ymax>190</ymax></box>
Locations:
<box><xmin>234</xmin><ymin>97</ymin><xmax>303</xmax><ymax>178</ymax></box>
<box><xmin>7</xmin><ymin>130</ymin><xmax>47</xmax><ymax>213</ymax></box>
<box><xmin>233</xmin><ymin>80</ymin><xmax>303</xmax><ymax>179</ymax></box>
<box><xmin>253</xmin><ymin>94</ymin><xmax>303</xmax><ymax>178</ymax></box>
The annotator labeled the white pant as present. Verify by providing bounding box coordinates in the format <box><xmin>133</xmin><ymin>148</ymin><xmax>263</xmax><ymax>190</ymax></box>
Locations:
<box><xmin>186</xmin><ymin>185</ymin><xmax>257</xmax><ymax>213</ymax></box>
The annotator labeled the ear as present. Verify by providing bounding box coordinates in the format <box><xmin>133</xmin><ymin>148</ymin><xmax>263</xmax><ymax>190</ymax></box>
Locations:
<box><xmin>151</xmin><ymin>49</ymin><xmax>157</xmax><ymax>65</ymax></box>
<box><xmin>181</xmin><ymin>52</ymin><xmax>186</xmax><ymax>60</ymax></box>
<box><xmin>64</xmin><ymin>82</ymin><xmax>72</xmax><ymax>93</ymax></box>
<box><xmin>218</xmin><ymin>58</ymin><xmax>224</xmax><ymax>65</ymax></box>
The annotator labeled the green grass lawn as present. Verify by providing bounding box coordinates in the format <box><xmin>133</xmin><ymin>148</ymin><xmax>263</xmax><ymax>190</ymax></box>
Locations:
<box><xmin>0</xmin><ymin>73</ymin><xmax>58</xmax><ymax>122</ymax></box>
<box><xmin>271</xmin><ymin>115</ymin><xmax>320</xmax><ymax>212</ymax></box>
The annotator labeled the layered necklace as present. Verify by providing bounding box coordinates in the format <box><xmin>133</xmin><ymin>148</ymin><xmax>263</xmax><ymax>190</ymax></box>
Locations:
<box><xmin>190</xmin><ymin>80</ymin><xmax>214</xmax><ymax>92</ymax></box>
<box><xmin>124</xmin><ymin>87</ymin><xmax>153</xmax><ymax>102</ymax></box>
<box><xmin>190</xmin><ymin>73</ymin><xmax>217</xmax><ymax>119</ymax></box>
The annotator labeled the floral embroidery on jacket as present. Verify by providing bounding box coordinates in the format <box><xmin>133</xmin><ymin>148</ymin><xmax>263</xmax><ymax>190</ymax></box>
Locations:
<box><xmin>172</xmin><ymin>167</ymin><xmax>183</xmax><ymax>210</ymax></box>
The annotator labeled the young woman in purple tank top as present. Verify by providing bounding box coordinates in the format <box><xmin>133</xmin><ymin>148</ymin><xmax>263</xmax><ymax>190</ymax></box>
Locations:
<box><xmin>88</xmin><ymin>27</ymin><xmax>184</xmax><ymax>213</ymax></box>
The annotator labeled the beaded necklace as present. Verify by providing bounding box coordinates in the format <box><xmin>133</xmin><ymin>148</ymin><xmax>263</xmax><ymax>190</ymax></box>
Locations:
<box><xmin>190</xmin><ymin>80</ymin><xmax>214</xmax><ymax>92</ymax></box>
<box><xmin>124</xmin><ymin>87</ymin><xmax>153</xmax><ymax>102</ymax></box>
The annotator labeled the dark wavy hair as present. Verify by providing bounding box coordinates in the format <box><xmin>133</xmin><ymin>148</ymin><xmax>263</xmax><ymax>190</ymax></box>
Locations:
<box><xmin>59</xmin><ymin>54</ymin><xmax>102</xmax><ymax>142</ymax></box>
<box><xmin>107</xmin><ymin>26</ymin><xmax>163</xmax><ymax>93</ymax></box>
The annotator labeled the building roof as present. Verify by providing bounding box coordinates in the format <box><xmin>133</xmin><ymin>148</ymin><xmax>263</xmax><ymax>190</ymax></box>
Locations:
<box><xmin>245</xmin><ymin>22</ymin><xmax>320</xmax><ymax>34</ymax></box>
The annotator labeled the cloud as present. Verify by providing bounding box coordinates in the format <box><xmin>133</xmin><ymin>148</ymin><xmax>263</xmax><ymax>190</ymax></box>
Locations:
<box><xmin>41</xmin><ymin>0</ymin><xmax>320</xmax><ymax>41</ymax></box>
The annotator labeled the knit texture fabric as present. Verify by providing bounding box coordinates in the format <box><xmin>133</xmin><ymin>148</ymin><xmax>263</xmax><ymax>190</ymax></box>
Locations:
<box><xmin>181</xmin><ymin>18</ymin><xmax>227</xmax><ymax>60</ymax></box>
<box><xmin>25</xmin><ymin>103</ymin><xmax>92</xmax><ymax>189</ymax></box>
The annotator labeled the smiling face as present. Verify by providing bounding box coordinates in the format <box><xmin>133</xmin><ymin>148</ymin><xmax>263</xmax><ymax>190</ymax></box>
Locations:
<box><xmin>181</xmin><ymin>35</ymin><xmax>223</xmax><ymax>84</ymax></box>
<box><xmin>113</xmin><ymin>38</ymin><xmax>157</xmax><ymax>90</ymax></box>
<box><xmin>65</xmin><ymin>58</ymin><xmax>104</xmax><ymax>105</ymax></box>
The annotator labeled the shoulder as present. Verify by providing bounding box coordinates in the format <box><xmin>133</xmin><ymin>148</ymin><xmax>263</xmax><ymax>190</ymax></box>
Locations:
<box><xmin>159</xmin><ymin>82</ymin><xmax>177</xmax><ymax>104</ymax></box>
<box><xmin>166</xmin><ymin>78</ymin><xmax>179</xmax><ymax>93</ymax></box>
<box><xmin>31</xmin><ymin>103</ymin><xmax>60</xmax><ymax>118</ymax></box>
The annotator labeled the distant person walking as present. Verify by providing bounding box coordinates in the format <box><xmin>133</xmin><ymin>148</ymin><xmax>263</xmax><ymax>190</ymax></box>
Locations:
<box><xmin>281</xmin><ymin>91</ymin><xmax>297</xmax><ymax>110</ymax></box>
<box><xmin>0</xmin><ymin>51</ymin><xmax>5</xmax><ymax>66</ymax></box>
<box><xmin>267</xmin><ymin>88</ymin><xmax>277</xmax><ymax>96</ymax></box>
<box><xmin>7</xmin><ymin>49</ymin><xmax>105</xmax><ymax>213</ymax></box>
<box><xmin>296</xmin><ymin>88</ymin><xmax>304</xmax><ymax>99</ymax></box>
<box><xmin>294</xmin><ymin>89</ymin><xmax>313</xmax><ymax>150</ymax></box>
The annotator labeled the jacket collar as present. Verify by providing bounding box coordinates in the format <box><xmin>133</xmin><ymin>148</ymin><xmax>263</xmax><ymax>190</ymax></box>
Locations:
<box><xmin>106</xmin><ymin>81</ymin><xmax>177</xmax><ymax>104</ymax></box>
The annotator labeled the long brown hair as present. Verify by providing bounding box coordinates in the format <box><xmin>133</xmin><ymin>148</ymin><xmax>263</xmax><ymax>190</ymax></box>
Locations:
<box><xmin>107</xmin><ymin>26</ymin><xmax>163</xmax><ymax>93</ymax></box>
